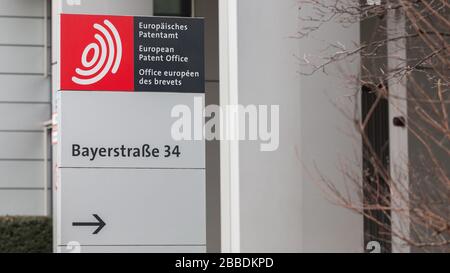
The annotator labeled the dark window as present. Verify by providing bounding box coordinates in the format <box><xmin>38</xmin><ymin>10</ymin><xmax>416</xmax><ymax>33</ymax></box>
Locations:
<box><xmin>361</xmin><ymin>85</ymin><xmax>392</xmax><ymax>253</ymax></box>
<box><xmin>154</xmin><ymin>0</ymin><xmax>191</xmax><ymax>17</ymax></box>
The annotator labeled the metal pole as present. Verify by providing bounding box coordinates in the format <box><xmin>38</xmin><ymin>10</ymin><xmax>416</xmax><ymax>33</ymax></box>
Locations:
<box><xmin>43</xmin><ymin>126</ymin><xmax>48</xmax><ymax>216</ymax></box>
<box><xmin>191</xmin><ymin>0</ymin><xmax>196</xmax><ymax>17</ymax></box>
<box><xmin>43</xmin><ymin>121</ymin><xmax>52</xmax><ymax>216</ymax></box>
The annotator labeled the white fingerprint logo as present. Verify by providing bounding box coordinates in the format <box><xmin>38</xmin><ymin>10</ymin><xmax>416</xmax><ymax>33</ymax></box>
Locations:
<box><xmin>72</xmin><ymin>20</ymin><xmax>122</xmax><ymax>85</ymax></box>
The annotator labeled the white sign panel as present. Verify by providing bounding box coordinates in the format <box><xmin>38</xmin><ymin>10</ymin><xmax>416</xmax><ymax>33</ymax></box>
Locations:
<box><xmin>57</xmin><ymin>168</ymin><xmax>205</xmax><ymax>248</ymax></box>
<box><xmin>55</xmin><ymin>92</ymin><xmax>206</xmax><ymax>252</ymax></box>
<box><xmin>57</xmin><ymin>92</ymin><xmax>205</xmax><ymax>168</ymax></box>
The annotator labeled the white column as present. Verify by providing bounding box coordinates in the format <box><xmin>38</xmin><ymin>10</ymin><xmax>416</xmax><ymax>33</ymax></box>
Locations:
<box><xmin>387</xmin><ymin>4</ymin><xmax>410</xmax><ymax>253</ymax></box>
<box><xmin>219</xmin><ymin>0</ymin><xmax>241</xmax><ymax>253</ymax></box>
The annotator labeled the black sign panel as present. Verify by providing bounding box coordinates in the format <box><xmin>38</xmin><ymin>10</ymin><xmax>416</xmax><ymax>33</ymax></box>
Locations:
<box><xmin>134</xmin><ymin>17</ymin><xmax>204</xmax><ymax>93</ymax></box>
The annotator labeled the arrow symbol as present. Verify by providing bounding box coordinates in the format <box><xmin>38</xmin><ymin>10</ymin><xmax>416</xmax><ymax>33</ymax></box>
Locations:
<box><xmin>72</xmin><ymin>214</ymin><xmax>106</xmax><ymax>234</ymax></box>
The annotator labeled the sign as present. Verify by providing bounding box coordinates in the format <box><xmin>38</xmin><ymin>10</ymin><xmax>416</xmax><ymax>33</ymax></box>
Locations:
<box><xmin>55</xmin><ymin>14</ymin><xmax>205</xmax><ymax>253</ymax></box>
<box><xmin>58</xmin><ymin>167</ymin><xmax>205</xmax><ymax>247</ymax></box>
<box><xmin>56</xmin><ymin>92</ymin><xmax>205</xmax><ymax>168</ymax></box>
<box><xmin>60</xmin><ymin>14</ymin><xmax>204</xmax><ymax>92</ymax></box>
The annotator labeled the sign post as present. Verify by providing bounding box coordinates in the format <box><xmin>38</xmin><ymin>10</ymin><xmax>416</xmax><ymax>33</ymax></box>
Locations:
<box><xmin>54</xmin><ymin>14</ymin><xmax>205</xmax><ymax>253</ymax></box>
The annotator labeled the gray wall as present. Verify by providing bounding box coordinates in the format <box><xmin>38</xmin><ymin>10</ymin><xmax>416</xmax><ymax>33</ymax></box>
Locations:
<box><xmin>299</xmin><ymin>4</ymin><xmax>363</xmax><ymax>251</ymax></box>
<box><xmin>0</xmin><ymin>0</ymin><xmax>51</xmax><ymax>215</ymax></box>
<box><xmin>236</xmin><ymin>0</ymin><xmax>302</xmax><ymax>252</ymax></box>
<box><xmin>235</xmin><ymin>0</ymin><xmax>363</xmax><ymax>252</ymax></box>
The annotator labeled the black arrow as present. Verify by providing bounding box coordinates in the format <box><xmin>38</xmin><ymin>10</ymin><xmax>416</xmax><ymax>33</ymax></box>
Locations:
<box><xmin>72</xmin><ymin>214</ymin><xmax>106</xmax><ymax>234</ymax></box>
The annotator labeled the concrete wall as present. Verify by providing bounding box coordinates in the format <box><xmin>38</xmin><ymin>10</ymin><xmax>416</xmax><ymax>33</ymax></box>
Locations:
<box><xmin>0</xmin><ymin>0</ymin><xmax>51</xmax><ymax>216</ymax></box>
<box><xmin>299</xmin><ymin>3</ymin><xmax>363</xmax><ymax>251</ymax></box>
<box><xmin>233</xmin><ymin>0</ymin><xmax>363</xmax><ymax>252</ymax></box>
<box><xmin>235</xmin><ymin>0</ymin><xmax>302</xmax><ymax>252</ymax></box>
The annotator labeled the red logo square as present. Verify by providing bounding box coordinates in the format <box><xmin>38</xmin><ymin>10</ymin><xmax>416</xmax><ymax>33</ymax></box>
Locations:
<box><xmin>60</xmin><ymin>14</ymin><xmax>134</xmax><ymax>91</ymax></box>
